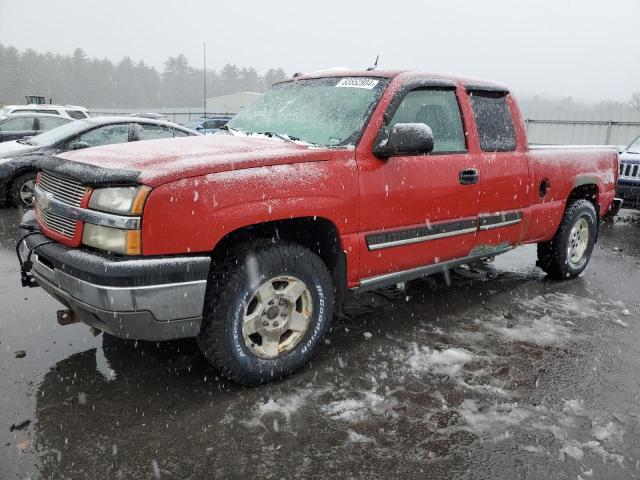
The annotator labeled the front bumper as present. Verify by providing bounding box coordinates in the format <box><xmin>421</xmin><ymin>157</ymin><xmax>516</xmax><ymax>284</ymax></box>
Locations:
<box><xmin>616</xmin><ymin>183</ymin><xmax>640</xmax><ymax>209</ymax></box>
<box><xmin>18</xmin><ymin>211</ymin><xmax>211</xmax><ymax>341</ymax></box>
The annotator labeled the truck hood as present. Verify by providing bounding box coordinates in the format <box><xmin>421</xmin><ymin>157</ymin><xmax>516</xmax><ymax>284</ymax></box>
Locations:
<box><xmin>51</xmin><ymin>134</ymin><xmax>336</xmax><ymax>187</ymax></box>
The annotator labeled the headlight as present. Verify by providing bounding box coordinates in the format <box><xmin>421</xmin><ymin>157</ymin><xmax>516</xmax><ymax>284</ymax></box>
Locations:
<box><xmin>82</xmin><ymin>224</ymin><xmax>141</xmax><ymax>255</ymax></box>
<box><xmin>88</xmin><ymin>186</ymin><xmax>151</xmax><ymax>215</ymax></box>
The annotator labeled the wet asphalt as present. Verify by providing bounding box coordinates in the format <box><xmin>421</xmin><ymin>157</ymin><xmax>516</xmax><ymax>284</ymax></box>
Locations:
<box><xmin>0</xmin><ymin>207</ymin><xmax>639</xmax><ymax>480</ymax></box>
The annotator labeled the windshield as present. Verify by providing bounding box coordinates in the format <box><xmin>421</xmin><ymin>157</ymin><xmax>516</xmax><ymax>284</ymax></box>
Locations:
<box><xmin>27</xmin><ymin>119</ymin><xmax>91</xmax><ymax>146</ymax></box>
<box><xmin>227</xmin><ymin>77</ymin><xmax>388</xmax><ymax>146</ymax></box>
<box><xmin>626</xmin><ymin>135</ymin><xmax>640</xmax><ymax>154</ymax></box>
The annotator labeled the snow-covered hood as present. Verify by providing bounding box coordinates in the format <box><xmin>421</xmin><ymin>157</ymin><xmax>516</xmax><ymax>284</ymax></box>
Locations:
<box><xmin>55</xmin><ymin>134</ymin><xmax>335</xmax><ymax>187</ymax></box>
<box><xmin>619</xmin><ymin>150</ymin><xmax>640</xmax><ymax>163</ymax></box>
<box><xmin>0</xmin><ymin>140</ymin><xmax>39</xmax><ymax>159</ymax></box>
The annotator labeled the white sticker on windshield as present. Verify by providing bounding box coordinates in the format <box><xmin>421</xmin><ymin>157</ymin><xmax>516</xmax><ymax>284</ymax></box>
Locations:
<box><xmin>336</xmin><ymin>78</ymin><xmax>379</xmax><ymax>89</ymax></box>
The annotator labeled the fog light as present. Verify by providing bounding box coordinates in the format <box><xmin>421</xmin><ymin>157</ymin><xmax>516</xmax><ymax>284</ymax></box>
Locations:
<box><xmin>82</xmin><ymin>224</ymin><xmax>141</xmax><ymax>255</ymax></box>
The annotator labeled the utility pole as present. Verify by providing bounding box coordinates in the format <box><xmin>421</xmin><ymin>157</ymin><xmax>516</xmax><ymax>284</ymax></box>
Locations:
<box><xmin>203</xmin><ymin>41</ymin><xmax>207</xmax><ymax>120</ymax></box>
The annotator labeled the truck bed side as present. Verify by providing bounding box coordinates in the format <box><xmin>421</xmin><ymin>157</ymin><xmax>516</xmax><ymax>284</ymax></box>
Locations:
<box><xmin>523</xmin><ymin>146</ymin><xmax>618</xmax><ymax>243</ymax></box>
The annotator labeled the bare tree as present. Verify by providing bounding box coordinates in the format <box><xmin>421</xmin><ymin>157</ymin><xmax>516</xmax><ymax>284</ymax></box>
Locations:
<box><xmin>0</xmin><ymin>42</ymin><xmax>287</xmax><ymax>108</ymax></box>
<box><xmin>629</xmin><ymin>92</ymin><xmax>640</xmax><ymax>111</ymax></box>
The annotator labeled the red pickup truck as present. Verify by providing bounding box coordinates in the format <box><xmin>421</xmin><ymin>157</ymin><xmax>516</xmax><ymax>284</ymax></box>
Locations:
<box><xmin>18</xmin><ymin>70</ymin><xmax>620</xmax><ymax>385</ymax></box>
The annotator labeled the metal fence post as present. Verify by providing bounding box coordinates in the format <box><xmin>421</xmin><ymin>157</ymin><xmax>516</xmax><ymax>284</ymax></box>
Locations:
<box><xmin>605</xmin><ymin>120</ymin><xmax>613</xmax><ymax>144</ymax></box>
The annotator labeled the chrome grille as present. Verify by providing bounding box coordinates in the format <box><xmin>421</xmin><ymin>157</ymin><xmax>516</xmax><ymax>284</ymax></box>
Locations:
<box><xmin>38</xmin><ymin>171</ymin><xmax>86</xmax><ymax>207</ymax></box>
<box><xmin>36</xmin><ymin>204</ymin><xmax>77</xmax><ymax>237</ymax></box>
<box><xmin>620</xmin><ymin>163</ymin><xmax>640</xmax><ymax>180</ymax></box>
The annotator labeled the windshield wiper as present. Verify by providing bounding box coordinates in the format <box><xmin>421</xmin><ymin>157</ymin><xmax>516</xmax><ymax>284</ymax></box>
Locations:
<box><xmin>16</xmin><ymin>139</ymin><xmax>34</xmax><ymax>146</ymax></box>
<box><xmin>259</xmin><ymin>131</ymin><xmax>301</xmax><ymax>142</ymax></box>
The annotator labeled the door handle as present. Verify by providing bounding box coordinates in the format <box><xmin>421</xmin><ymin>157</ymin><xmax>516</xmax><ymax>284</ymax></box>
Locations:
<box><xmin>459</xmin><ymin>168</ymin><xmax>479</xmax><ymax>185</ymax></box>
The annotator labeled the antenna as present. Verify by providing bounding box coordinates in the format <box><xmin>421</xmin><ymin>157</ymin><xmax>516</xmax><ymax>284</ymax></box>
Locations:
<box><xmin>367</xmin><ymin>54</ymin><xmax>380</xmax><ymax>71</ymax></box>
<box><xmin>203</xmin><ymin>41</ymin><xmax>207</xmax><ymax>121</ymax></box>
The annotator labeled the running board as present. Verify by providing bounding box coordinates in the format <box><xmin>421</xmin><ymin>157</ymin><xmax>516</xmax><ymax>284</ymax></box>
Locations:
<box><xmin>356</xmin><ymin>247</ymin><xmax>512</xmax><ymax>292</ymax></box>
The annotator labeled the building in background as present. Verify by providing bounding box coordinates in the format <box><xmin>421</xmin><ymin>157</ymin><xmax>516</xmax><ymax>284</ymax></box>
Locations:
<box><xmin>205</xmin><ymin>92</ymin><xmax>261</xmax><ymax>114</ymax></box>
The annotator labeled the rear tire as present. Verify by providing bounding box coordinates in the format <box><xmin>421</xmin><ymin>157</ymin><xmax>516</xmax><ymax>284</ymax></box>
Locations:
<box><xmin>197</xmin><ymin>240</ymin><xmax>334</xmax><ymax>385</ymax></box>
<box><xmin>9</xmin><ymin>171</ymin><xmax>37</xmax><ymax>208</ymax></box>
<box><xmin>537</xmin><ymin>199</ymin><xmax>597</xmax><ymax>279</ymax></box>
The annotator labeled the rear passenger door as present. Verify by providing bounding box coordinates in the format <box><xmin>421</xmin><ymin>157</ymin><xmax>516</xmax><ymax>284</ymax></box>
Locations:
<box><xmin>468</xmin><ymin>90</ymin><xmax>530</xmax><ymax>250</ymax></box>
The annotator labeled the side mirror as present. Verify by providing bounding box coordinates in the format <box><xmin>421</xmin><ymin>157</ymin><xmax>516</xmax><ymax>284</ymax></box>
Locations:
<box><xmin>373</xmin><ymin>123</ymin><xmax>434</xmax><ymax>158</ymax></box>
<box><xmin>71</xmin><ymin>141</ymin><xmax>90</xmax><ymax>150</ymax></box>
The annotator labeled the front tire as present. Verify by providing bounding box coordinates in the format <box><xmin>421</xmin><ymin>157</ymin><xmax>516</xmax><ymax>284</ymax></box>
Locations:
<box><xmin>537</xmin><ymin>199</ymin><xmax>597</xmax><ymax>279</ymax></box>
<box><xmin>9</xmin><ymin>171</ymin><xmax>37</xmax><ymax>208</ymax></box>
<box><xmin>197</xmin><ymin>240</ymin><xmax>334</xmax><ymax>385</ymax></box>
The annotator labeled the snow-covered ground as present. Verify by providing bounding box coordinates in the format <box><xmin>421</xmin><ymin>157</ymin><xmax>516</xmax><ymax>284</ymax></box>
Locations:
<box><xmin>1</xmin><ymin>208</ymin><xmax>639</xmax><ymax>479</ymax></box>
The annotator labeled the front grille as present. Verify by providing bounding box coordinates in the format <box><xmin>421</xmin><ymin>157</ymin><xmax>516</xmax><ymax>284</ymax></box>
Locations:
<box><xmin>35</xmin><ymin>171</ymin><xmax>87</xmax><ymax>241</ymax></box>
<box><xmin>36</xmin><ymin>204</ymin><xmax>77</xmax><ymax>238</ymax></box>
<box><xmin>39</xmin><ymin>171</ymin><xmax>86</xmax><ymax>207</ymax></box>
<box><xmin>620</xmin><ymin>163</ymin><xmax>640</xmax><ymax>180</ymax></box>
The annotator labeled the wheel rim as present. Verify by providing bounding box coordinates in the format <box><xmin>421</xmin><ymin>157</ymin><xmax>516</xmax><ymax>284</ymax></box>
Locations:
<box><xmin>567</xmin><ymin>217</ymin><xmax>589</xmax><ymax>265</ymax></box>
<box><xmin>19</xmin><ymin>179</ymin><xmax>36</xmax><ymax>206</ymax></box>
<box><xmin>242</xmin><ymin>275</ymin><xmax>313</xmax><ymax>359</ymax></box>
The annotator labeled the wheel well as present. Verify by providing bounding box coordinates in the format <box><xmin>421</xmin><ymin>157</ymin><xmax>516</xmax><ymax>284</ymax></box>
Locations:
<box><xmin>211</xmin><ymin>217</ymin><xmax>348</xmax><ymax>308</ymax></box>
<box><xmin>567</xmin><ymin>184</ymin><xmax>599</xmax><ymax>217</ymax></box>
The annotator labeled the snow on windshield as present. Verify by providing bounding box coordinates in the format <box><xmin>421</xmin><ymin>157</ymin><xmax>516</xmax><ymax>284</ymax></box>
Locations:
<box><xmin>227</xmin><ymin>77</ymin><xmax>388</xmax><ymax>147</ymax></box>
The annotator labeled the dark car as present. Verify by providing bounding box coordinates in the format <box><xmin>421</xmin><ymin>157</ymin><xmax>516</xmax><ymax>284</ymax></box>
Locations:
<box><xmin>0</xmin><ymin>113</ymin><xmax>72</xmax><ymax>143</ymax></box>
<box><xmin>617</xmin><ymin>135</ymin><xmax>640</xmax><ymax>210</ymax></box>
<box><xmin>0</xmin><ymin>116</ymin><xmax>200</xmax><ymax>207</ymax></box>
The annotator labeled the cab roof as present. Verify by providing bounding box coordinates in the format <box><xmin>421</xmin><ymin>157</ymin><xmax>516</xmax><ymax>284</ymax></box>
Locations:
<box><xmin>281</xmin><ymin>69</ymin><xmax>510</xmax><ymax>93</ymax></box>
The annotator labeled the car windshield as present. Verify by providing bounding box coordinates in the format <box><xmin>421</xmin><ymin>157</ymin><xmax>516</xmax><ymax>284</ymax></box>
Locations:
<box><xmin>26</xmin><ymin>119</ymin><xmax>92</xmax><ymax>146</ymax></box>
<box><xmin>626</xmin><ymin>135</ymin><xmax>640</xmax><ymax>154</ymax></box>
<box><xmin>227</xmin><ymin>77</ymin><xmax>388</xmax><ymax>146</ymax></box>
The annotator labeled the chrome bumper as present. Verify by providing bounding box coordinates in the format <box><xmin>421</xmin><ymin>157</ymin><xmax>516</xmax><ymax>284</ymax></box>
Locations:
<box><xmin>19</xmin><ymin>238</ymin><xmax>209</xmax><ymax>341</ymax></box>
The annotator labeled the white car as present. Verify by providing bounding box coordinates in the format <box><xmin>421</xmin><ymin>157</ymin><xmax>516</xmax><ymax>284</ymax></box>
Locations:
<box><xmin>0</xmin><ymin>104</ymin><xmax>90</xmax><ymax>120</ymax></box>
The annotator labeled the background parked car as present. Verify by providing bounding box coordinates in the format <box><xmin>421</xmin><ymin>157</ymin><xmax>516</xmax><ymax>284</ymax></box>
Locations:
<box><xmin>617</xmin><ymin>134</ymin><xmax>640</xmax><ymax>210</ymax></box>
<box><xmin>0</xmin><ymin>116</ymin><xmax>201</xmax><ymax>207</ymax></box>
<box><xmin>184</xmin><ymin>115</ymin><xmax>232</xmax><ymax>134</ymax></box>
<box><xmin>0</xmin><ymin>113</ymin><xmax>72</xmax><ymax>143</ymax></box>
<box><xmin>0</xmin><ymin>104</ymin><xmax>90</xmax><ymax>120</ymax></box>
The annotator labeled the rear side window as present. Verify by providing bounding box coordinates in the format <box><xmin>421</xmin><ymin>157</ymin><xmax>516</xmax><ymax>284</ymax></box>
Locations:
<box><xmin>136</xmin><ymin>124</ymin><xmax>174</xmax><ymax>140</ymax></box>
<box><xmin>173</xmin><ymin>129</ymin><xmax>191</xmax><ymax>137</ymax></box>
<box><xmin>469</xmin><ymin>91</ymin><xmax>517</xmax><ymax>152</ymax></box>
<box><xmin>66</xmin><ymin>110</ymin><xmax>87</xmax><ymax>119</ymax></box>
<box><xmin>0</xmin><ymin>117</ymin><xmax>35</xmax><ymax>131</ymax></box>
<box><xmin>38</xmin><ymin>116</ymin><xmax>70</xmax><ymax>130</ymax></box>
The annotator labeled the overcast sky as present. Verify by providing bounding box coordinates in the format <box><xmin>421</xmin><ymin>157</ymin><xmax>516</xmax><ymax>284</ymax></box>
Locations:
<box><xmin>1</xmin><ymin>0</ymin><xmax>638</xmax><ymax>101</ymax></box>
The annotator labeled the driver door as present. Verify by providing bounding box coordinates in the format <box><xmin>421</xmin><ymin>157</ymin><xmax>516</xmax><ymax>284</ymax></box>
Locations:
<box><xmin>356</xmin><ymin>86</ymin><xmax>481</xmax><ymax>281</ymax></box>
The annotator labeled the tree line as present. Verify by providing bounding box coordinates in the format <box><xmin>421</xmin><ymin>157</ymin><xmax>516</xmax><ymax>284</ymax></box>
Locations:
<box><xmin>0</xmin><ymin>43</ymin><xmax>287</xmax><ymax>108</ymax></box>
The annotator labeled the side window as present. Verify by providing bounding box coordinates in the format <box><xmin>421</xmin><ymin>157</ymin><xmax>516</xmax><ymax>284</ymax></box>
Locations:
<box><xmin>469</xmin><ymin>91</ymin><xmax>517</xmax><ymax>152</ymax></box>
<box><xmin>38</xmin><ymin>117</ymin><xmax>70</xmax><ymax>131</ymax></box>
<box><xmin>0</xmin><ymin>117</ymin><xmax>35</xmax><ymax>131</ymax></box>
<box><xmin>36</xmin><ymin>109</ymin><xmax>60</xmax><ymax>115</ymax></box>
<box><xmin>387</xmin><ymin>88</ymin><xmax>466</xmax><ymax>153</ymax></box>
<box><xmin>173</xmin><ymin>129</ymin><xmax>190</xmax><ymax>137</ymax></box>
<box><xmin>202</xmin><ymin>120</ymin><xmax>216</xmax><ymax>130</ymax></box>
<box><xmin>77</xmin><ymin>124</ymin><xmax>130</xmax><ymax>147</ymax></box>
<box><xmin>137</xmin><ymin>124</ymin><xmax>174</xmax><ymax>141</ymax></box>
<box><xmin>66</xmin><ymin>110</ymin><xmax>87</xmax><ymax>120</ymax></box>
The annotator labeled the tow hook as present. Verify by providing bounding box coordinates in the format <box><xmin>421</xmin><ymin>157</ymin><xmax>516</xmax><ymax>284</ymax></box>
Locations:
<box><xmin>57</xmin><ymin>310</ymin><xmax>78</xmax><ymax>326</ymax></box>
<box><xmin>20</xmin><ymin>262</ymin><xmax>39</xmax><ymax>288</ymax></box>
